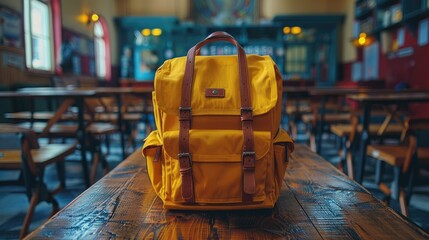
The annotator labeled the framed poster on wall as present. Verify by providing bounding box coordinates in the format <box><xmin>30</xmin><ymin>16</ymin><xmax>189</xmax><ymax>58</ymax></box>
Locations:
<box><xmin>364</xmin><ymin>42</ymin><xmax>379</xmax><ymax>80</ymax></box>
<box><xmin>193</xmin><ymin>0</ymin><xmax>259</xmax><ymax>26</ymax></box>
<box><xmin>61</xmin><ymin>28</ymin><xmax>95</xmax><ymax>76</ymax></box>
<box><xmin>0</xmin><ymin>5</ymin><xmax>22</xmax><ymax>48</ymax></box>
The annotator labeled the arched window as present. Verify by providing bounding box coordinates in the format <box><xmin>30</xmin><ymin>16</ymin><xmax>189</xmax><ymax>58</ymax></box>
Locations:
<box><xmin>24</xmin><ymin>0</ymin><xmax>53</xmax><ymax>71</ymax></box>
<box><xmin>93</xmin><ymin>16</ymin><xmax>111</xmax><ymax>81</ymax></box>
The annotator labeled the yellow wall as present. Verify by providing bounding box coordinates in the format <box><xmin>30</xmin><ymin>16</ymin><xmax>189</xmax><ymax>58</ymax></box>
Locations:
<box><xmin>114</xmin><ymin>0</ymin><xmax>190</xmax><ymax>19</ymax></box>
<box><xmin>261</xmin><ymin>0</ymin><xmax>356</xmax><ymax>63</ymax></box>
<box><xmin>261</xmin><ymin>0</ymin><xmax>347</xmax><ymax>17</ymax></box>
<box><xmin>0</xmin><ymin>0</ymin><xmax>21</xmax><ymax>12</ymax></box>
<box><xmin>61</xmin><ymin>0</ymin><xmax>119</xmax><ymax>65</ymax></box>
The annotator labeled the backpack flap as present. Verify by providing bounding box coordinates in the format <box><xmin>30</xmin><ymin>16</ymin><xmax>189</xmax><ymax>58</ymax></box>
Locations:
<box><xmin>155</xmin><ymin>54</ymin><xmax>278</xmax><ymax>116</ymax></box>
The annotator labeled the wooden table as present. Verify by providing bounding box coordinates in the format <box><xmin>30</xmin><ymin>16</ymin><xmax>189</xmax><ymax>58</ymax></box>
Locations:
<box><xmin>348</xmin><ymin>91</ymin><xmax>429</xmax><ymax>184</ymax></box>
<box><xmin>309</xmin><ymin>88</ymin><xmax>424</xmax><ymax>154</ymax></box>
<box><xmin>282</xmin><ymin>86</ymin><xmax>314</xmax><ymax>136</ymax></box>
<box><xmin>0</xmin><ymin>89</ymin><xmax>96</xmax><ymax>187</ymax></box>
<box><xmin>17</xmin><ymin>87</ymin><xmax>154</xmax><ymax>159</ymax></box>
<box><xmin>25</xmin><ymin>144</ymin><xmax>429</xmax><ymax>239</ymax></box>
<box><xmin>307</xmin><ymin>87</ymin><xmax>378</xmax><ymax>154</ymax></box>
<box><xmin>89</xmin><ymin>87</ymin><xmax>153</xmax><ymax>158</ymax></box>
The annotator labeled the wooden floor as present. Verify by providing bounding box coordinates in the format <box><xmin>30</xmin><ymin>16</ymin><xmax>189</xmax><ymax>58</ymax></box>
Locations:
<box><xmin>24</xmin><ymin>144</ymin><xmax>429</xmax><ymax>239</ymax></box>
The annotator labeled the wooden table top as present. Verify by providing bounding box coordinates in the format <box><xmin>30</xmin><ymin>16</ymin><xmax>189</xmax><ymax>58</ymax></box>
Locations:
<box><xmin>16</xmin><ymin>86</ymin><xmax>153</xmax><ymax>95</ymax></box>
<box><xmin>25</xmin><ymin>144</ymin><xmax>429</xmax><ymax>239</ymax></box>
<box><xmin>309</xmin><ymin>88</ymin><xmax>426</xmax><ymax>96</ymax></box>
<box><xmin>347</xmin><ymin>91</ymin><xmax>429</xmax><ymax>103</ymax></box>
<box><xmin>0</xmin><ymin>89</ymin><xmax>96</xmax><ymax>98</ymax></box>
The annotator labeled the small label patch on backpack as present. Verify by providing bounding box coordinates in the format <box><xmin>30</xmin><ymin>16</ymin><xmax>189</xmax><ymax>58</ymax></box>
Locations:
<box><xmin>205</xmin><ymin>88</ymin><xmax>225</xmax><ymax>98</ymax></box>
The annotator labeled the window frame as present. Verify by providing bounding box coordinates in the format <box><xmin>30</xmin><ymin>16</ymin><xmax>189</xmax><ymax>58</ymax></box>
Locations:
<box><xmin>93</xmin><ymin>16</ymin><xmax>111</xmax><ymax>81</ymax></box>
<box><xmin>24</xmin><ymin>0</ymin><xmax>55</xmax><ymax>73</ymax></box>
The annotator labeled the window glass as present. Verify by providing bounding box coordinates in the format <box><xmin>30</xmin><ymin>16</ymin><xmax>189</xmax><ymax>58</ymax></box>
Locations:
<box><xmin>24</xmin><ymin>0</ymin><xmax>52</xmax><ymax>71</ymax></box>
<box><xmin>94</xmin><ymin>21</ymin><xmax>106</xmax><ymax>78</ymax></box>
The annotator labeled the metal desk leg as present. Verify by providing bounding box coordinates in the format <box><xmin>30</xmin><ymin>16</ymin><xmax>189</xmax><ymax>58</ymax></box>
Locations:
<box><xmin>356</xmin><ymin>104</ymin><xmax>371</xmax><ymax>184</ymax></box>
<box><xmin>76</xmin><ymin>97</ymin><xmax>90</xmax><ymax>187</ymax></box>
<box><xmin>316</xmin><ymin>96</ymin><xmax>326</xmax><ymax>154</ymax></box>
<box><xmin>116</xmin><ymin>93</ymin><xmax>126</xmax><ymax>159</ymax></box>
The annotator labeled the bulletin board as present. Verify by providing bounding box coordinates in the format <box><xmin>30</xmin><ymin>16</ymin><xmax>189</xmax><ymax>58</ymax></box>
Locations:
<box><xmin>61</xmin><ymin>28</ymin><xmax>95</xmax><ymax>76</ymax></box>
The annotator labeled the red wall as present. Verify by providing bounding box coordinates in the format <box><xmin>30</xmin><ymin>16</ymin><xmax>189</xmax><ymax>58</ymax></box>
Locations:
<box><xmin>341</xmin><ymin>22</ymin><xmax>429</xmax><ymax>116</ymax></box>
<box><xmin>379</xmin><ymin>27</ymin><xmax>429</xmax><ymax>89</ymax></box>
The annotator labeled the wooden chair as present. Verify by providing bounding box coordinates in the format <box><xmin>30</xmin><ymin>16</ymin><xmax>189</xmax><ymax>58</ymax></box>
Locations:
<box><xmin>0</xmin><ymin>124</ymin><xmax>76</xmax><ymax>238</ymax></box>
<box><xmin>283</xmin><ymin>79</ymin><xmax>315</xmax><ymax>137</ymax></box>
<box><xmin>366</xmin><ymin>117</ymin><xmax>429</xmax><ymax>216</ymax></box>
<box><xmin>303</xmin><ymin>99</ymin><xmax>352</xmax><ymax>151</ymax></box>
<box><xmin>18</xmin><ymin>121</ymin><xmax>117</xmax><ymax>185</ymax></box>
<box><xmin>331</xmin><ymin>114</ymin><xmax>404</xmax><ymax>179</ymax></box>
<box><xmin>94</xmin><ymin>96</ymin><xmax>143</xmax><ymax>150</ymax></box>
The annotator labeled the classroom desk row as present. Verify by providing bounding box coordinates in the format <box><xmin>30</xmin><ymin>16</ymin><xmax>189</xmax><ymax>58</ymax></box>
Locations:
<box><xmin>283</xmin><ymin>87</ymin><xmax>429</xmax><ymax>184</ymax></box>
<box><xmin>0</xmin><ymin>87</ymin><xmax>153</xmax><ymax>187</ymax></box>
<box><xmin>2</xmin><ymin>87</ymin><xmax>429</xmax><ymax>186</ymax></box>
<box><xmin>24</xmin><ymin>144</ymin><xmax>429</xmax><ymax>239</ymax></box>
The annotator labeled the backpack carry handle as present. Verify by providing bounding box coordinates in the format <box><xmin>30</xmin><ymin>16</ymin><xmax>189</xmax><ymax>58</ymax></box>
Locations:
<box><xmin>205</xmin><ymin>31</ymin><xmax>234</xmax><ymax>40</ymax></box>
<box><xmin>177</xmin><ymin>32</ymin><xmax>256</xmax><ymax>203</ymax></box>
<box><xmin>194</xmin><ymin>32</ymin><xmax>240</xmax><ymax>56</ymax></box>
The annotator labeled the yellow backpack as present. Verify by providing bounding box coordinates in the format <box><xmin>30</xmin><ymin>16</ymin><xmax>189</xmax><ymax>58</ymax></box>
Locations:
<box><xmin>142</xmin><ymin>32</ymin><xmax>294</xmax><ymax>210</ymax></box>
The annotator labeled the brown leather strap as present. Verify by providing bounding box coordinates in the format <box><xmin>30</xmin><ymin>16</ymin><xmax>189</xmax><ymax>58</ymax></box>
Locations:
<box><xmin>180</xmin><ymin>31</ymin><xmax>255</xmax><ymax>203</ymax></box>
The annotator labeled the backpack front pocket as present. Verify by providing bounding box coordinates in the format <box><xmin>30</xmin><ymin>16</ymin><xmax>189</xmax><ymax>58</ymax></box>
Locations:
<box><xmin>163</xmin><ymin>129</ymin><xmax>271</xmax><ymax>204</ymax></box>
<box><xmin>273</xmin><ymin>128</ymin><xmax>294</xmax><ymax>190</ymax></box>
<box><xmin>142</xmin><ymin>131</ymin><xmax>166</xmax><ymax>199</ymax></box>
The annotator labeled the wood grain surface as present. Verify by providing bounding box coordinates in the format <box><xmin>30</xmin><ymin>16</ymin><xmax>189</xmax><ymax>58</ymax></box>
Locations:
<box><xmin>25</xmin><ymin>144</ymin><xmax>429</xmax><ymax>239</ymax></box>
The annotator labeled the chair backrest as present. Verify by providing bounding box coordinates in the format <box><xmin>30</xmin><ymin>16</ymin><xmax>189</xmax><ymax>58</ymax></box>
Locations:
<box><xmin>0</xmin><ymin>133</ymin><xmax>23</xmax><ymax>169</ymax></box>
<box><xmin>402</xmin><ymin>117</ymin><xmax>429</xmax><ymax>173</ymax></box>
<box><xmin>0</xmin><ymin>124</ymin><xmax>39</xmax><ymax>175</ymax></box>
<box><xmin>407</xmin><ymin>117</ymin><xmax>429</xmax><ymax>145</ymax></box>
<box><xmin>51</xmin><ymin>75</ymin><xmax>80</xmax><ymax>88</ymax></box>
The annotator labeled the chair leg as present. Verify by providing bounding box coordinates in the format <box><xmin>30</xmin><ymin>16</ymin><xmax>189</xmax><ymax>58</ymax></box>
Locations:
<box><xmin>48</xmin><ymin>194</ymin><xmax>60</xmax><ymax>217</ymax></box>
<box><xmin>337</xmin><ymin>137</ymin><xmax>346</xmax><ymax>172</ymax></box>
<box><xmin>290</xmin><ymin>121</ymin><xmax>298</xmax><ymax>139</ymax></box>
<box><xmin>406</xmin><ymin>159</ymin><xmax>418</xmax><ymax>203</ymax></box>
<box><xmin>309</xmin><ymin>124</ymin><xmax>316</xmax><ymax>152</ymax></box>
<box><xmin>99</xmin><ymin>137</ymin><xmax>110</xmax><ymax>176</ymax></box>
<box><xmin>375</xmin><ymin>161</ymin><xmax>385</xmax><ymax>185</ymax></box>
<box><xmin>392</xmin><ymin>166</ymin><xmax>401</xmax><ymax>200</ymax></box>
<box><xmin>399</xmin><ymin>188</ymin><xmax>409</xmax><ymax>217</ymax></box>
<box><xmin>19</xmin><ymin>190</ymin><xmax>39</xmax><ymax>239</ymax></box>
<box><xmin>346</xmin><ymin>151</ymin><xmax>354</xmax><ymax>180</ymax></box>
<box><xmin>90</xmin><ymin>153</ymin><xmax>100</xmax><ymax>185</ymax></box>
<box><xmin>101</xmin><ymin>156</ymin><xmax>110</xmax><ymax>176</ymax></box>
<box><xmin>104</xmin><ymin>135</ymin><xmax>111</xmax><ymax>156</ymax></box>
<box><xmin>56</xmin><ymin>161</ymin><xmax>66</xmax><ymax>189</ymax></box>
<box><xmin>89</xmin><ymin>135</ymin><xmax>99</xmax><ymax>185</ymax></box>
<box><xmin>90</xmin><ymin>135</ymin><xmax>110</xmax><ymax>184</ymax></box>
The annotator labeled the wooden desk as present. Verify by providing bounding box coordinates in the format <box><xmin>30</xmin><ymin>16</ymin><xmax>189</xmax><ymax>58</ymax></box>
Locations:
<box><xmin>348</xmin><ymin>91</ymin><xmax>429</xmax><ymax>184</ymax></box>
<box><xmin>90</xmin><ymin>87</ymin><xmax>153</xmax><ymax>158</ymax></box>
<box><xmin>309</xmin><ymin>87</ymin><xmax>370</xmax><ymax>154</ymax></box>
<box><xmin>282</xmin><ymin>87</ymin><xmax>314</xmax><ymax>135</ymax></box>
<box><xmin>309</xmin><ymin>88</ymin><xmax>423</xmax><ymax>154</ymax></box>
<box><xmin>0</xmin><ymin>90</ymin><xmax>96</xmax><ymax>187</ymax></box>
<box><xmin>17</xmin><ymin>87</ymin><xmax>154</xmax><ymax>159</ymax></box>
<box><xmin>25</xmin><ymin>144</ymin><xmax>429</xmax><ymax>239</ymax></box>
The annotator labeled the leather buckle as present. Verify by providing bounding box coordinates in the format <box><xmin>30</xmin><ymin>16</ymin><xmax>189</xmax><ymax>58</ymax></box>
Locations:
<box><xmin>179</xmin><ymin>107</ymin><xmax>192</xmax><ymax>121</ymax></box>
<box><xmin>240</xmin><ymin>107</ymin><xmax>253</xmax><ymax>121</ymax></box>
<box><xmin>178</xmin><ymin>152</ymin><xmax>192</xmax><ymax>168</ymax></box>
<box><xmin>242</xmin><ymin>151</ymin><xmax>255</xmax><ymax>170</ymax></box>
